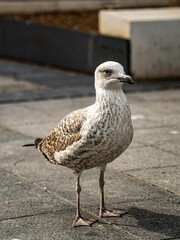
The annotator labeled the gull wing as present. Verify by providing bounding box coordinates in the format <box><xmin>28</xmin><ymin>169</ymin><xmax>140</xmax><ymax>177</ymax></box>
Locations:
<box><xmin>37</xmin><ymin>108</ymin><xmax>87</xmax><ymax>162</ymax></box>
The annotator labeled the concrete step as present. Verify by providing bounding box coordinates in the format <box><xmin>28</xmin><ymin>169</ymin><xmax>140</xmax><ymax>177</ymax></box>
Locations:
<box><xmin>99</xmin><ymin>7</ymin><xmax>180</xmax><ymax>79</ymax></box>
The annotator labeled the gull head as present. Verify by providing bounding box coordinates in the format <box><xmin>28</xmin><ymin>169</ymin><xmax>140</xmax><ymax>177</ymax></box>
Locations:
<box><xmin>95</xmin><ymin>61</ymin><xmax>134</xmax><ymax>91</ymax></box>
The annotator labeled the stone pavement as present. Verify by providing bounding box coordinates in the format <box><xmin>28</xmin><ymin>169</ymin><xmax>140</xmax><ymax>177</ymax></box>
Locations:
<box><xmin>1</xmin><ymin>59</ymin><xmax>180</xmax><ymax>104</ymax></box>
<box><xmin>0</xmin><ymin>59</ymin><xmax>180</xmax><ymax>240</ymax></box>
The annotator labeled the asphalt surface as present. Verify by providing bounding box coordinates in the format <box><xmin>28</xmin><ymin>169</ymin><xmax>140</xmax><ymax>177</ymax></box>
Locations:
<box><xmin>0</xmin><ymin>59</ymin><xmax>180</xmax><ymax>240</ymax></box>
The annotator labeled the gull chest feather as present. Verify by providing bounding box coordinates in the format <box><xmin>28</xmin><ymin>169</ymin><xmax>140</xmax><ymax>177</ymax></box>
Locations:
<box><xmin>83</xmin><ymin>90</ymin><xmax>133</xmax><ymax>163</ymax></box>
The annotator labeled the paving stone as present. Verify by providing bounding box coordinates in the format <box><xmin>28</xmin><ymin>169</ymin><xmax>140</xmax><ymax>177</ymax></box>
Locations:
<box><xmin>126</xmin><ymin>165</ymin><xmax>180</xmax><ymax>195</ymax></box>
<box><xmin>108</xmin><ymin>199</ymin><xmax>180</xmax><ymax>240</ymax></box>
<box><xmin>19</xmin><ymin>96</ymin><xmax>94</xmax><ymax>113</ymax></box>
<box><xmin>0</xmin><ymin>78</ymin><xmax>179</xmax><ymax>239</ymax></box>
<box><xmin>0</xmin><ymin>126</ymin><xmax>27</xmax><ymax>143</ymax></box>
<box><xmin>0</xmin><ymin>137</ymin><xmax>178</xmax><ymax>206</ymax></box>
<box><xmin>0</xmin><ymin>169</ymin><xmax>68</xmax><ymax>221</ymax></box>
<box><xmin>0</xmin><ymin>213</ymin><xmax>138</xmax><ymax>240</ymax></box>
<box><xmin>0</xmin><ymin>143</ymin><xmax>171</xmax><ymax>205</ymax></box>
<box><xmin>1</xmin><ymin>152</ymin><xmax>179</xmax><ymax>240</ymax></box>
<box><xmin>134</xmin><ymin>127</ymin><xmax>180</xmax><ymax>153</ymax></box>
<box><xmin>0</xmin><ymin>59</ymin><xmax>180</xmax><ymax>103</ymax></box>
<box><xmin>0</xmin><ymin>75</ymin><xmax>45</xmax><ymax>92</ymax></box>
<box><xmin>159</xmin><ymin>141</ymin><xmax>180</xmax><ymax>155</ymax></box>
<box><xmin>1</xmin><ymin>142</ymin><xmax>179</xmax><ymax>239</ymax></box>
<box><xmin>110</xmin><ymin>145</ymin><xmax>180</xmax><ymax>172</ymax></box>
<box><xmin>0</xmin><ymin>59</ymin><xmax>95</xmax><ymax>103</ymax></box>
<box><xmin>0</xmin><ymin>97</ymin><xmax>94</xmax><ymax>128</ymax></box>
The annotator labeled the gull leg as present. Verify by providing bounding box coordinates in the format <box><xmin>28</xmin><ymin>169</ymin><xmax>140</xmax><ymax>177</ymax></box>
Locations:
<box><xmin>72</xmin><ymin>175</ymin><xmax>97</xmax><ymax>227</ymax></box>
<box><xmin>99</xmin><ymin>166</ymin><xmax>126</xmax><ymax>218</ymax></box>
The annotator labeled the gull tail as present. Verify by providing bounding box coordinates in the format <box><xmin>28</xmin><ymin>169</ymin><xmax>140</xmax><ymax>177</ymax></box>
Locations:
<box><xmin>22</xmin><ymin>138</ymin><xmax>43</xmax><ymax>148</ymax></box>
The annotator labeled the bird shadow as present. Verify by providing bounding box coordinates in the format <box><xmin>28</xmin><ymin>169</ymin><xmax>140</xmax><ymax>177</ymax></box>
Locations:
<box><xmin>120</xmin><ymin>207</ymin><xmax>180</xmax><ymax>239</ymax></box>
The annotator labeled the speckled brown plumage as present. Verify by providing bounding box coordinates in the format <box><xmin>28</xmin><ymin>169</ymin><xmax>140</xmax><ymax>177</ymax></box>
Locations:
<box><xmin>37</xmin><ymin>108</ymin><xmax>87</xmax><ymax>163</ymax></box>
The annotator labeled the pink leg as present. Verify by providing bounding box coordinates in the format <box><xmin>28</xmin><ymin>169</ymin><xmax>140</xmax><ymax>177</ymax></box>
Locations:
<box><xmin>72</xmin><ymin>175</ymin><xmax>97</xmax><ymax>227</ymax></box>
<box><xmin>99</xmin><ymin>167</ymin><xmax>126</xmax><ymax>218</ymax></box>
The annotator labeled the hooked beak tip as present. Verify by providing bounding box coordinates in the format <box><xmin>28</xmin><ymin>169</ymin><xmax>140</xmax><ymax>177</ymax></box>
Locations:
<box><xmin>118</xmin><ymin>75</ymin><xmax>135</xmax><ymax>85</ymax></box>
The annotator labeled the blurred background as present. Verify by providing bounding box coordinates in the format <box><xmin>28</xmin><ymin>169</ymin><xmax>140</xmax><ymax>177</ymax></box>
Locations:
<box><xmin>0</xmin><ymin>0</ymin><xmax>180</xmax><ymax>103</ymax></box>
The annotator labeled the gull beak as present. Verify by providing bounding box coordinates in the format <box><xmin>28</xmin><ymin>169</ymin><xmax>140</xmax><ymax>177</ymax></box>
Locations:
<box><xmin>118</xmin><ymin>74</ymin><xmax>135</xmax><ymax>85</ymax></box>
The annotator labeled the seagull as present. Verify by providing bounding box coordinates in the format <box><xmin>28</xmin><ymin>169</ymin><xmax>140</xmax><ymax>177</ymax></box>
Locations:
<box><xmin>23</xmin><ymin>61</ymin><xmax>134</xmax><ymax>227</ymax></box>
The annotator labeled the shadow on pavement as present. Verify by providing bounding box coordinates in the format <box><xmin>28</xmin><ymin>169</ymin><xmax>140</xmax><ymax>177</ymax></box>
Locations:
<box><xmin>128</xmin><ymin>207</ymin><xmax>180</xmax><ymax>239</ymax></box>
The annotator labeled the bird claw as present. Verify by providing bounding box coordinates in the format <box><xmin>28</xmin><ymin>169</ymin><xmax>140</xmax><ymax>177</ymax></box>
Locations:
<box><xmin>100</xmin><ymin>209</ymin><xmax>126</xmax><ymax>218</ymax></box>
<box><xmin>72</xmin><ymin>217</ymin><xmax>97</xmax><ymax>227</ymax></box>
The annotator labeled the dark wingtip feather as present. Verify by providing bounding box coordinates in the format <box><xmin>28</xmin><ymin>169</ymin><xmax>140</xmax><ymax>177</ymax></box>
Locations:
<box><xmin>22</xmin><ymin>138</ymin><xmax>43</xmax><ymax>148</ymax></box>
<box><xmin>22</xmin><ymin>143</ymin><xmax>35</xmax><ymax>147</ymax></box>
<box><xmin>34</xmin><ymin>138</ymin><xmax>43</xmax><ymax>148</ymax></box>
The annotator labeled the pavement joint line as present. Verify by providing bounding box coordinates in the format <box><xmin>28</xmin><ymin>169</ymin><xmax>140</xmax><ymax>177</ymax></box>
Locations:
<box><xmin>0</xmin><ymin>92</ymin><xmax>95</xmax><ymax>105</ymax></box>
<box><xmin>0</xmin><ymin>195</ymin><xmax>173</xmax><ymax>208</ymax></box>
<box><xmin>0</xmin><ymin>118</ymin><xmax>178</xmax><ymax>149</ymax></box>
<box><xmin>1</xmin><ymin>123</ymin><xmax>179</xmax><ymax>195</ymax></box>
<box><xmin>138</xmin><ymin>141</ymin><xmax>180</xmax><ymax>157</ymax></box>
<box><xmin>122</xmin><ymin>171</ymin><xmax>180</xmax><ymax>197</ymax></box>
<box><xmin>0</xmin><ymin>125</ymin><xmax>29</xmax><ymax>139</ymax></box>
<box><xmin>1</xmin><ymin>124</ymin><xmax>179</xmax><ymax>196</ymax></box>
<box><xmin>150</xmin><ymin>145</ymin><xmax>180</xmax><ymax>157</ymax></box>
<box><xmin>133</xmin><ymin>137</ymin><xmax>180</xmax><ymax>156</ymax></box>
<box><xmin>0</xmin><ymin>210</ymin><xmax>58</xmax><ymax>223</ymax></box>
<box><xmin>135</xmin><ymin>124</ymin><xmax>178</xmax><ymax>130</ymax></box>
<box><xmin>122</xmin><ymin>164</ymin><xmax>180</xmax><ymax>172</ymax></box>
<box><xmin>0</xmin><ymin>124</ymin><xmax>35</xmax><ymax>140</ymax></box>
<box><xmin>158</xmin><ymin>149</ymin><xmax>180</xmax><ymax>157</ymax></box>
<box><xmin>0</xmin><ymin>167</ymin><xmax>142</xmax><ymax>239</ymax></box>
<box><xmin>109</xmin><ymin>196</ymin><xmax>178</xmax><ymax>205</ymax></box>
<box><xmin>13</xmin><ymin>158</ymin><xmax>26</xmax><ymax>166</ymax></box>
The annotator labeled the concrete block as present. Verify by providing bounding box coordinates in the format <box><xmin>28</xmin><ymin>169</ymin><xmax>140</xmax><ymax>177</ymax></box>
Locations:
<box><xmin>99</xmin><ymin>7</ymin><xmax>180</xmax><ymax>79</ymax></box>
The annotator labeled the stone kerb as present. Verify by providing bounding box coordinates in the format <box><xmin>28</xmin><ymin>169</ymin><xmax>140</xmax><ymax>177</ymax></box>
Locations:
<box><xmin>99</xmin><ymin>7</ymin><xmax>180</xmax><ymax>79</ymax></box>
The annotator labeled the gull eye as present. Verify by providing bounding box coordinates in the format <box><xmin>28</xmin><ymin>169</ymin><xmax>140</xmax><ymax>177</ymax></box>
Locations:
<box><xmin>103</xmin><ymin>69</ymin><xmax>112</xmax><ymax>76</ymax></box>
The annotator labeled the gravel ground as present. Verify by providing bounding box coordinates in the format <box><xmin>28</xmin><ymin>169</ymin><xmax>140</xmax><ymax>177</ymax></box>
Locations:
<box><xmin>1</xmin><ymin>11</ymin><xmax>99</xmax><ymax>32</ymax></box>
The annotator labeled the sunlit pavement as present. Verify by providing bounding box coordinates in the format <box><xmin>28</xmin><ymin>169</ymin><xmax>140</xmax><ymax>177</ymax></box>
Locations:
<box><xmin>0</xmin><ymin>59</ymin><xmax>180</xmax><ymax>240</ymax></box>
